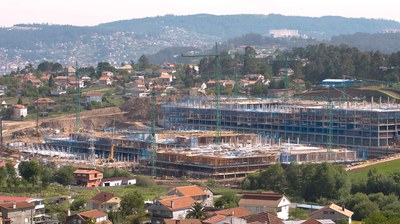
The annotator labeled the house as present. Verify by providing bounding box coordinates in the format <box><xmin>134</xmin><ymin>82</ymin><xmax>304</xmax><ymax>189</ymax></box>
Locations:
<box><xmin>0</xmin><ymin>201</ymin><xmax>35</xmax><ymax>224</ymax></box>
<box><xmin>54</xmin><ymin>76</ymin><xmax>69</xmax><ymax>86</ymax></box>
<box><xmin>12</xmin><ymin>104</ymin><xmax>27</xmax><ymax>118</ymax></box>
<box><xmin>212</xmin><ymin>207</ymin><xmax>252</xmax><ymax>219</ymax></box>
<box><xmin>283</xmin><ymin>219</ymin><xmax>335</xmax><ymax>224</ymax></box>
<box><xmin>40</xmin><ymin>73</ymin><xmax>52</xmax><ymax>81</ymax></box>
<box><xmin>98</xmin><ymin>76</ymin><xmax>112</xmax><ymax>86</ymax></box>
<box><xmin>101</xmin><ymin>71</ymin><xmax>114</xmax><ymax>77</ymax></box>
<box><xmin>83</xmin><ymin>92</ymin><xmax>103</xmax><ymax>103</ymax></box>
<box><xmin>278</xmin><ymin>68</ymin><xmax>294</xmax><ymax>77</ymax></box>
<box><xmin>163</xmin><ymin>219</ymin><xmax>201</xmax><ymax>224</ymax></box>
<box><xmin>245</xmin><ymin>212</ymin><xmax>284</xmax><ymax>224</ymax></box>
<box><xmin>101</xmin><ymin>177</ymin><xmax>136</xmax><ymax>187</ymax></box>
<box><xmin>147</xmin><ymin>196</ymin><xmax>196</xmax><ymax>224</ymax></box>
<box><xmin>118</xmin><ymin>64</ymin><xmax>133</xmax><ymax>73</ymax></box>
<box><xmin>159</xmin><ymin>73</ymin><xmax>174</xmax><ymax>85</ymax></box>
<box><xmin>34</xmin><ymin>98</ymin><xmax>56</xmax><ymax>111</ymax></box>
<box><xmin>166</xmin><ymin>185</ymin><xmax>213</xmax><ymax>207</ymax></box>
<box><xmin>0</xmin><ymin>195</ymin><xmax>47</xmax><ymax>223</ymax></box>
<box><xmin>203</xmin><ymin>215</ymin><xmax>246</xmax><ymax>224</ymax></box>
<box><xmin>73</xmin><ymin>168</ymin><xmax>103</xmax><ymax>187</ymax></box>
<box><xmin>86</xmin><ymin>192</ymin><xmax>121</xmax><ymax>212</ymax></box>
<box><xmin>308</xmin><ymin>203</ymin><xmax>353</xmax><ymax>224</ymax></box>
<box><xmin>66</xmin><ymin>209</ymin><xmax>111</xmax><ymax>224</ymax></box>
<box><xmin>239</xmin><ymin>192</ymin><xmax>291</xmax><ymax>220</ymax></box>
<box><xmin>64</xmin><ymin>66</ymin><xmax>76</xmax><ymax>76</ymax></box>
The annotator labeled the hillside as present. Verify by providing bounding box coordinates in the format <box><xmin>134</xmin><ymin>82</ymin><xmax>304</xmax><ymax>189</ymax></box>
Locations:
<box><xmin>2</xmin><ymin>14</ymin><xmax>400</xmax><ymax>67</ymax></box>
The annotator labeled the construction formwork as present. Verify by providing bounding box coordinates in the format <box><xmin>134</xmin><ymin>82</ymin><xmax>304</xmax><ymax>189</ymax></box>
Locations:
<box><xmin>162</xmin><ymin>98</ymin><xmax>400</xmax><ymax>157</ymax></box>
<box><xmin>141</xmin><ymin>144</ymin><xmax>358</xmax><ymax>179</ymax></box>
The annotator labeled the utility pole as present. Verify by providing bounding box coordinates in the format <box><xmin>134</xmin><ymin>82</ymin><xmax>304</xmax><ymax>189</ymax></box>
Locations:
<box><xmin>75</xmin><ymin>61</ymin><xmax>81</xmax><ymax>133</ymax></box>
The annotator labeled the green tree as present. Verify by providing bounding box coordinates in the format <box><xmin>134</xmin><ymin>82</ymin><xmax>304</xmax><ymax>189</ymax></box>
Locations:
<box><xmin>214</xmin><ymin>192</ymin><xmax>240</xmax><ymax>208</ymax></box>
<box><xmin>48</xmin><ymin>75</ymin><xmax>56</xmax><ymax>88</ymax></box>
<box><xmin>70</xmin><ymin>198</ymin><xmax>85</xmax><ymax>211</ymax></box>
<box><xmin>18</xmin><ymin>160</ymin><xmax>42</xmax><ymax>185</ymax></box>
<box><xmin>186</xmin><ymin>202</ymin><xmax>206</xmax><ymax>220</ymax></box>
<box><xmin>54</xmin><ymin>166</ymin><xmax>76</xmax><ymax>186</ymax></box>
<box><xmin>288</xmin><ymin>208</ymin><xmax>308</xmax><ymax>220</ymax></box>
<box><xmin>243</xmin><ymin>46</ymin><xmax>258</xmax><ymax>74</ymax></box>
<box><xmin>17</xmin><ymin>97</ymin><xmax>23</xmax><ymax>105</ymax></box>
<box><xmin>138</xmin><ymin>55</ymin><xmax>151</xmax><ymax>70</ymax></box>
<box><xmin>120</xmin><ymin>191</ymin><xmax>144</xmax><ymax>216</ymax></box>
<box><xmin>260</xmin><ymin>163</ymin><xmax>287</xmax><ymax>193</ymax></box>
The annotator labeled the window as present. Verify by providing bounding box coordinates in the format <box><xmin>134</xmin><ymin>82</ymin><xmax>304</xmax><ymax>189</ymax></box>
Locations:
<box><xmin>25</xmin><ymin>218</ymin><xmax>29</xmax><ymax>223</ymax></box>
<box><xmin>323</xmin><ymin>211</ymin><xmax>329</xmax><ymax>214</ymax></box>
<box><xmin>330</xmin><ymin>211</ymin><xmax>334</xmax><ymax>214</ymax></box>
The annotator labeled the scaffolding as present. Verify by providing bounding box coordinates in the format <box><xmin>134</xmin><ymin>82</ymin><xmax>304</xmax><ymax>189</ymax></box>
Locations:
<box><xmin>162</xmin><ymin>98</ymin><xmax>400</xmax><ymax>158</ymax></box>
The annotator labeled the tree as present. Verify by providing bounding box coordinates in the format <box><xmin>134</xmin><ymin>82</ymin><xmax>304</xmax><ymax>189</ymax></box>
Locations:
<box><xmin>48</xmin><ymin>75</ymin><xmax>56</xmax><ymax>88</ymax></box>
<box><xmin>17</xmin><ymin>97</ymin><xmax>23</xmax><ymax>105</ymax></box>
<box><xmin>243</xmin><ymin>46</ymin><xmax>258</xmax><ymax>74</ymax></box>
<box><xmin>138</xmin><ymin>55</ymin><xmax>151</xmax><ymax>70</ymax></box>
<box><xmin>214</xmin><ymin>192</ymin><xmax>240</xmax><ymax>208</ymax></box>
<box><xmin>18</xmin><ymin>160</ymin><xmax>42</xmax><ymax>185</ymax></box>
<box><xmin>186</xmin><ymin>202</ymin><xmax>206</xmax><ymax>220</ymax></box>
<box><xmin>54</xmin><ymin>166</ymin><xmax>76</xmax><ymax>185</ymax></box>
<box><xmin>288</xmin><ymin>208</ymin><xmax>308</xmax><ymax>220</ymax></box>
<box><xmin>260</xmin><ymin>163</ymin><xmax>287</xmax><ymax>193</ymax></box>
<box><xmin>70</xmin><ymin>198</ymin><xmax>85</xmax><ymax>211</ymax></box>
<box><xmin>120</xmin><ymin>191</ymin><xmax>144</xmax><ymax>216</ymax></box>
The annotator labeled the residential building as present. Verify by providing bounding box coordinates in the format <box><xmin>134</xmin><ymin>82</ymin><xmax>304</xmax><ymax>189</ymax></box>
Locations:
<box><xmin>212</xmin><ymin>207</ymin><xmax>252</xmax><ymax>219</ymax></box>
<box><xmin>66</xmin><ymin>209</ymin><xmax>111</xmax><ymax>224</ymax></box>
<box><xmin>203</xmin><ymin>215</ymin><xmax>246</xmax><ymax>224</ymax></box>
<box><xmin>283</xmin><ymin>219</ymin><xmax>335</xmax><ymax>224</ymax></box>
<box><xmin>73</xmin><ymin>168</ymin><xmax>103</xmax><ymax>187</ymax></box>
<box><xmin>86</xmin><ymin>192</ymin><xmax>121</xmax><ymax>212</ymax></box>
<box><xmin>245</xmin><ymin>212</ymin><xmax>284</xmax><ymax>224</ymax></box>
<box><xmin>278</xmin><ymin>68</ymin><xmax>294</xmax><ymax>77</ymax></box>
<box><xmin>100</xmin><ymin>177</ymin><xmax>136</xmax><ymax>187</ymax></box>
<box><xmin>54</xmin><ymin>76</ymin><xmax>69</xmax><ymax>87</ymax></box>
<box><xmin>0</xmin><ymin>196</ymin><xmax>46</xmax><ymax>223</ymax></box>
<box><xmin>166</xmin><ymin>185</ymin><xmax>213</xmax><ymax>207</ymax></box>
<box><xmin>269</xmin><ymin>29</ymin><xmax>300</xmax><ymax>38</ymax></box>
<box><xmin>34</xmin><ymin>98</ymin><xmax>56</xmax><ymax>111</ymax></box>
<box><xmin>26</xmin><ymin>79</ymin><xmax>42</xmax><ymax>88</ymax></box>
<box><xmin>64</xmin><ymin>66</ymin><xmax>76</xmax><ymax>76</ymax></box>
<box><xmin>147</xmin><ymin>196</ymin><xmax>196</xmax><ymax>224</ymax></box>
<box><xmin>159</xmin><ymin>73</ymin><xmax>174</xmax><ymax>85</ymax></box>
<box><xmin>239</xmin><ymin>192</ymin><xmax>291</xmax><ymax>220</ymax></box>
<box><xmin>163</xmin><ymin>219</ymin><xmax>201</xmax><ymax>224</ymax></box>
<box><xmin>101</xmin><ymin>71</ymin><xmax>114</xmax><ymax>77</ymax></box>
<box><xmin>12</xmin><ymin>104</ymin><xmax>27</xmax><ymax>118</ymax></box>
<box><xmin>98</xmin><ymin>76</ymin><xmax>112</xmax><ymax>86</ymax></box>
<box><xmin>83</xmin><ymin>92</ymin><xmax>103</xmax><ymax>103</ymax></box>
<box><xmin>308</xmin><ymin>203</ymin><xmax>353</xmax><ymax>224</ymax></box>
<box><xmin>0</xmin><ymin>201</ymin><xmax>35</xmax><ymax>224</ymax></box>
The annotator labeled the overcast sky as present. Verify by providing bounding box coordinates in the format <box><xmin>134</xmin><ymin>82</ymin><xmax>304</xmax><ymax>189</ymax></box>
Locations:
<box><xmin>1</xmin><ymin>0</ymin><xmax>399</xmax><ymax>27</ymax></box>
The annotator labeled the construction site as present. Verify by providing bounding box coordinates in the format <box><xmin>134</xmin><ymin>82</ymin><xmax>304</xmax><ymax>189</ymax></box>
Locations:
<box><xmin>162</xmin><ymin>97</ymin><xmax>400</xmax><ymax>157</ymax></box>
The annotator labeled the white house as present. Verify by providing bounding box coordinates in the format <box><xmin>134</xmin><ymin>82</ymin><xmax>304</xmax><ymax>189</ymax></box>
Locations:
<box><xmin>239</xmin><ymin>192</ymin><xmax>291</xmax><ymax>220</ymax></box>
<box><xmin>83</xmin><ymin>92</ymin><xmax>104</xmax><ymax>103</ymax></box>
<box><xmin>13</xmin><ymin>104</ymin><xmax>27</xmax><ymax>118</ymax></box>
<box><xmin>100</xmin><ymin>177</ymin><xmax>136</xmax><ymax>187</ymax></box>
<box><xmin>102</xmin><ymin>71</ymin><xmax>114</xmax><ymax>77</ymax></box>
<box><xmin>147</xmin><ymin>196</ymin><xmax>195</xmax><ymax>224</ymax></box>
<box><xmin>203</xmin><ymin>215</ymin><xmax>247</xmax><ymax>224</ymax></box>
<box><xmin>309</xmin><ymin>203</ymin><xmax>353</xmax><ymax>224</ymax></box>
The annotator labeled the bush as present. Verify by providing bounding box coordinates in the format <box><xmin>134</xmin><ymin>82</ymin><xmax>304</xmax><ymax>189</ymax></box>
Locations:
<box><xmin>135</xmin><ymin>175</ymin><xmax>156</xmax><ymax>187</ymax></box>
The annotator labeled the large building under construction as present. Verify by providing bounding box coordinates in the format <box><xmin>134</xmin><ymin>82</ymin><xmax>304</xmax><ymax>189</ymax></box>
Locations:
<box><xmin>162</xmin><ymin>98</ymin><xmax>400</xmax><ymax>157</ymax></box>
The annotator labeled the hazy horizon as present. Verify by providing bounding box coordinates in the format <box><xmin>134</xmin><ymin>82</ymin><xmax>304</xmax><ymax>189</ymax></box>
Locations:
<box><xmin>1</xmin><ymin>0</ymin><xmax>400</xmax><ymax>27</ymax></box>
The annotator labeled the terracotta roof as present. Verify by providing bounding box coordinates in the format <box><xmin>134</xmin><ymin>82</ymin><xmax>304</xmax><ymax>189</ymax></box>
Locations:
<box><xmin>163</xmin><ymin>219</ymin><xmax>202</xmax><ymax>224</ymax></box>
<box><xmin>0</xmin><ymin>201</ymin><xmax>35</xmax><ymax>210</ymax></box>
<box><xmin>88</xmin><ymin>192</ymin><xmax>117</xmax><ymax>204</ymax></box>
<box><xmin>203</xmin><ymin>215</ymin><xmax>227</xmax><ymax>224</ymax></box>
<box><xmin>159</xmin><ymin>196</ymin><xmax>195</xmax><ymax>211</ymax></box>
<box><xmin>79</xmin><ymin>209</ymin><xmax>108</xmax><ymax>219</ymax></box>
<box><xmin>245</xmin><ymin>212</ymin><xmax>284</xmax><ymax>224</ymax></box>
<box><xmin>239</xmin><ymin>192</ymin><xmax>287</xmax><ymax>207</ymax></box>
<box><xmin>55</xmin><ymin>76</ymin><xmax>69</xmax><ymax>80</ymax></box>
<box><xmin>159</xmin><ymin>73</ymin><xmax>172</xmax><ymax>79</ymax></box>
<box><xmin>0</xmin><ymin>196</ymin><xmax>33</xmax><ymax>203</ymax></box>
<box><xmin>99</xmin><ymin>76</ymin><xmax>110</xmax><ymax>81</ymax></box>
<box><xmin>214</xmin><ymin>207</ymin><xmax>252</xmax><ymax>218</ymax></box>
<box><xmin>309</xmin><ymin>203</ymin><xmax>353</xmax><ymax>218</ymax></box>
<box><xmin>302</xmin><ymin>219</ymin><xmax>324</xmax><ymax>224</ymax></box>
<box><xmin>0</xmin><ymin>161</ymin><xmax>16</xmax><ymax>168</ymax></box>
<box><xmin>14</xmin><ymin>104</ymin><xmax>26</xmax><ymax>109</ymax></box>
<box><xmin>73</xmin><ymin>168</ymin><xmax>103</xmax><ymax>174</ymax></box>
<box><xmin>169</xmin><ymin>185</ymin><xmax>206</xmax><ymax>197</ymax></box>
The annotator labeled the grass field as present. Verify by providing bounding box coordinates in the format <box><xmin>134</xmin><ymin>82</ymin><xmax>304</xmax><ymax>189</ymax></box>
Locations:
<box><xmin>348</xmin><ymin>158</ymin><xmax>400</xmax><ymax>180</ymax></box>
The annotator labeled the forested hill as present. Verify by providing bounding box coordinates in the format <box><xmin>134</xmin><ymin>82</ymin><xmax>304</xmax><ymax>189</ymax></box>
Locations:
<box><xmin>330</xmin><ymin>33</ymin><xmax>400</xmax><ymax>53</ymax></box>
<box><xmin>99</xmin><ymin>14</ymin><xmax>400</xmax><ymax>39</ymax></box>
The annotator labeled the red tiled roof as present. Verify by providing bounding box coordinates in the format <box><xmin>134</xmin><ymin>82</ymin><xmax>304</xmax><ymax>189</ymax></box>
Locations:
<box><xmin>163</xmin><ymin>219</ymin><xmax>202</xmax><ymax>224</ymax></box>
<box><xmin>34</xmin><ymin>98</ymin><xmax>56</xmax><ymax>104</ymax></box>
<box><xmin>0</xmin><ymin>196</ymin><xmax>33</xmax><ymax>203</ymax></box>
<box><xmin>170</xmin><ymin>185</ymin><xmax>206</xmax><ymax>197</ymax></box>
<box><xmin>239</xmin><ymin>192</ymin><xmax>286</xmax><ymax>207</ymax></box>
<box><xmin>0</xmin><ymin>201</ymin><xmax>35</xmax><ymax>210</ymax></box>
<box><xmin>159</xmin><ymin>196</ymin><xmax>195</xmax><ymax>211</ymax></box>
<box><xmin>84</xmin><ymin>92</ymin><xmax>103</xmax><ymax>97</ymax></box>
<box><xmin>88</xmin><ymin>192</ymin><xmax>117</xmax><ymax>204</ymax></box>
<box><xmin>14</xmin><ymin>104</ymin><xmax>26</xmax><ymax>109</ymax></box>
<box><xmin>203</xmin><ymin>215</ymin><xmax>226</xmax><ymax>224</ymax></box>
<box><xmin>73</xmin><ymin>168</ymin><xmax>103</xmax><ymax>174</ymax></box>
<box><xmin>245</xmin><ymin>212</ymin><xmax>284</xmax><ymax>224</ymax></box>
<box><xmin>302</xmin><ymin>219</ymin><xmax>324</xmax><ymax>224</ymax></box>
<box><xmin>79</xmin><ymin>209</ymin><xmax>108</xmax><ymax>219</ymax></box>
<box><xmin>99</xmin><ymin>76</ymin><xmax>110</xmax><ymax>81</ymax></box>
<box><xmin>214</xmin><ymin>207</ymin><xmax>252</xmax><ymax>218</ymax></box>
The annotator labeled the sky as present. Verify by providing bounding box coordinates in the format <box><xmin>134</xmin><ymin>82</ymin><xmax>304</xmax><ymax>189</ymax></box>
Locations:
<box><xmin>1</xmin><ymin>0</ymin><xmax>400</xmax><ymax>27</ymax></box>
